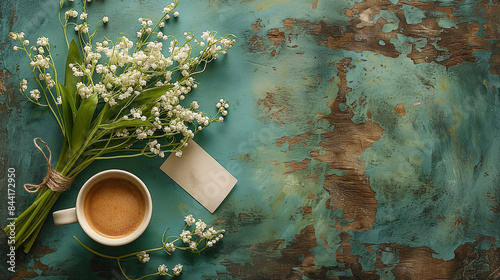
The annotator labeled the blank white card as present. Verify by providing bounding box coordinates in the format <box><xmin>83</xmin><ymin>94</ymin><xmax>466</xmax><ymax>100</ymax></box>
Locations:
<box><xmin>160</xmin><ymin>139</ymin><xmax>237</xmax><ymax>213</ymax></box>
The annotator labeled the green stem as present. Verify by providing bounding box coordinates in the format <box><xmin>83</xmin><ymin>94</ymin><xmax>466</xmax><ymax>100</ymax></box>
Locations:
<box><xmin>74</xmin><ymin>236</ymin><xmax>163</xmax><ymax>259</ymax></box>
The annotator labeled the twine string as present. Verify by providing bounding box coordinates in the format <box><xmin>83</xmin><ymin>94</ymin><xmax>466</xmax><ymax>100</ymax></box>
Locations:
<box><xmin>24</xmin><ymin>138</ymin><xmax>74</xmax><ymax>193</ymax></box>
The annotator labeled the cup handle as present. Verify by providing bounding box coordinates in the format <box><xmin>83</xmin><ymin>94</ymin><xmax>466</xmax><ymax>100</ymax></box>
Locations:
<box><xmin>53</xmin><ymin>208</ymin><xmax>77</xmax><ymax>225</ymax></box>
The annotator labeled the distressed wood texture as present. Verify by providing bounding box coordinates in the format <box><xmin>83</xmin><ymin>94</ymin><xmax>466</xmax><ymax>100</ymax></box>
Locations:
<box><xmin>1</xmin><ymin>0</ymin><xmax>499</xmax><ymax>279</ymax></box>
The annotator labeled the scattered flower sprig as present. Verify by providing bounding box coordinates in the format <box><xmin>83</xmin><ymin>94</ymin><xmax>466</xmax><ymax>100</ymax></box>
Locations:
<box><xmin>6</xmin><ymin>0</ymin><xmax>235</xmax><ymax>253</ymax></box>
<box><xmin>74</xmin><ymin>214</ymin><xmax>225</xmax><ymax>280</ymax></box>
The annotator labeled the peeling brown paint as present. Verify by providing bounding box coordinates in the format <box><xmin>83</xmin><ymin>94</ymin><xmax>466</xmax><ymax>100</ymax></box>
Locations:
<box><xmin>335</xmin><ymin>232</ymin><xmax>378</xmax><ymax>278</ymax></box>
<box><xmin>487</xmin><ymin>190</ymin><xmax>499</xmax><ymax>213</ymax></box>
<box><xmin>248</xmin><ymin>34</ymin><xmax>266</xmax><ymax>52</ymax></box>
<box><xmin>11</xmin><ymin>245</ymin><xmax>57</xmax><ymax>280</ymax></box>
<box><xmin>266</xmin><ymin>28</ymin><xmax>285</xmax><ymax>47</ymax></box>
<box><xmin>312</xmin><ymin>0</ymin><xmax>318</xmax><ymax>9</ymax></box>
<box><xmin>300</xmin><ymin>206</ymin><xmax>312</xmax><ymax>215</ymax></box>
<box><xmin>313</xmin><ymin>58</ymin><xmax>382</xmax><ymax>232</ymax></box>
<box><xmin>283</xmin><ymin>158</ymin><xmax>311</xmax><ymax>174</ymax></box>
<box><xmin>257</xmin><ymin>91</ymin><xmax>294</xmax><ymax>123</ymax></box>
<box><xmin>276</xmin><ymin>131</ymin><xmax>313</xmax><ymax>150</ymax></box>
<box><xmin>252</xmin><ymin>18</ymin><xmax>264</xmax><ymax>31</ymax></box>
<box><xmin>223</xmin><ymin>225</ymin><xmax>337</xmax><ymax>279</ymax></box>
<box><xmin>394</xmin><ymin>103</ymin><xmax>406</xmax><ymax>116</ymax></box>
<box><xmin>0</xmin><ymin>70</ymin><xmax>5</xmax><ymax>94</ymax></box>
<box><xmin>389</xmin><ymin>235</ymin><xmax>500</xmax><ymax>279</ymax></box>
<box><xmin>272</xmin><ymin>0</ymin><xmax>499</xmax><ymax>74</ymax></box>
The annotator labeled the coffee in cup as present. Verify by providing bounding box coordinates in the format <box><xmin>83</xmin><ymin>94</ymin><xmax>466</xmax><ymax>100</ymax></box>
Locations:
<box><xmin>53</xmin><ymin>169</ymin><xmax>152</xmax><ymax>246</ymax></box>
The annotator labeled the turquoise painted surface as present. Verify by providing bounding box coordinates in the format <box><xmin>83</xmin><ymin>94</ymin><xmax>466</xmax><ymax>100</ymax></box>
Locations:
<box><xmin>1</xmin><ymin>0</ymin><xmax>499</xmax><ymax>279</ymax></box>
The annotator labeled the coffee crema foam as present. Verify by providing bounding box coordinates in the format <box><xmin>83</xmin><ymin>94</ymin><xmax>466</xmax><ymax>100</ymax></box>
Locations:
<box><xmin>84</xmin><ymin>178</ymin><xmax>145</xmax><ymax>238</ymax></box>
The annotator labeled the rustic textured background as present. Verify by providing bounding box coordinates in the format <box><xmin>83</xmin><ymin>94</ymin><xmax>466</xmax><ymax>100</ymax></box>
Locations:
<box><xmin>1</xmin><ymin>0</ymin><xmax>499</xmax><ymax>279</ymax></box>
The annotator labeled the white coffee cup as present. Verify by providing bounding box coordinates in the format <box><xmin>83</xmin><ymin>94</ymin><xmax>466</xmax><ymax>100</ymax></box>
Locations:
<box><xmin>53</xmin><ymin>169</ymin><xmax>152</xmax><ymax>246</ymax></box>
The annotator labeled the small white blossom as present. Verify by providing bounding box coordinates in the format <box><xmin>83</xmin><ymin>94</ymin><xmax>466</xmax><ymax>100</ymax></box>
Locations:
<box><xmin>30</xmin><ymin>89</ymin><xmax>40</xmax><ymax>101</ymax></box>
<box><xmin>158</xmin><ymin>264</ymin><xmax>168</xmax><ymax>276</ymax></box>
<box><xmin>172</xmin><ymin>264</ymin><xmax>183</xmax><ymax>276</ymax></box>
<box><xmin>36</xmin><ymin>36</ymin><xmax>49</xmax><ymax>46</ymax></box>
<box><xmin>184</xmin><ymin>214</ymin><xmax>195</xmax><ymax>226</ymax></box>
<box><xmin>136</xmin><ymin>251</ymin><xmax>150</xmax><ymax>263</ymax></box>
<box><xmin>195</xmin><ymin>219</ymin><xmax>207</xmax><ymax>236</ymax></box>
<box><xmin>180</xmin><ymin>230</ymin><xmax>192</xmax><ymax>243</ymax></box>
<box><xmin>163</xmin><ymin>242</ymin><xmax>176</xmax><ymax>252</ymax></box>
<box><xmin>175</xmin><ymin>150</ymin><xmax>183</xmax><ymax>157</ymax></box>
<box><xmin>173</xmin><ymin>11</ymin><xmax>179</xmax><ymax>17</ymax></box>
<box><xmin>56</xmin><ymin>96</ymin><xmax>62</xmax><ymax>105</ymax></box>
<box><xmin>102</xmin><ymin>16</ymin><xmax>109</xmax><ymax>23</ymax></box>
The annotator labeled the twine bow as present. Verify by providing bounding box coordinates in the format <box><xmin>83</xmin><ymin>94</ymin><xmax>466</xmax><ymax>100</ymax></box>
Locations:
<box><xmin>24</xmin><ymin>138</ymin><xmax>74</xmax><ymax>193</ymax></box>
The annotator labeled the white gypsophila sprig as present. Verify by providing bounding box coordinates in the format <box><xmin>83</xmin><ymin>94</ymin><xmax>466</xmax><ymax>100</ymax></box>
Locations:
<box><xmin>172</xmin><ymin>264</ymin><xmax>183</xmax><ymax>276</ymax></box>
<box><xmin>160</xmin><ymin>214</ymin><xmax>226</xmax><ymax>254</ymax></box>
<box><xmin>158</xmin><ymin>264</ymin><xmax>168</xmax><ymax>276</ymax></box>
<box><xmin>77</xmin><ymin>214</ymin><xmax>222</xmax><ymax>279</ymax></box>
<box><xmin>184</xmin><ymin>214</ymin><xmax>195</xmax><ymax>226</ymax></box>
<box><xmin>136</xmin><ymin>251</ymin><xmax>150</xmax><ymax>263</ymax></box>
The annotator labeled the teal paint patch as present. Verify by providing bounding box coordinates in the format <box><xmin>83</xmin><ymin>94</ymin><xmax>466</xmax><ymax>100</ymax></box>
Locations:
<box><xmin>327</xmin><ymin>169</ymin><xmax>347</xmax><ymax>176</ymax></box>
<box><xmin>350</xmin><ymin>240</ymin><xmax>377</xmax><ymax>271</ymax></box>
<box><xmin>327</xmin><ymin>268</ymin><xmax>354</xmax><ymax>277</ymax></box>
<box><xmin>376</xmin><ymin>268</ymin><xmax>396</xmax><ymax>280</ymax></box>
<box><xmin>375</xmin><ymin>10</ymin><xmax>400</xmax><ymax>33</ymax></box>
<box><xmin>345</xmin><ymin>53</ymin><xmax>500</xmax><ymax>260</ymax></box>
<box><xmin>381</xmin><ymin>247</ymin><xmax>400</xmax><ymax>266</ymax></box>
<box><xmin>389</xmin><ymin>34</ymin><xmax>428</xmax><ymax>56</ymax></box>
<box><xmin>402</xmin><ymin>4</ymin><xmax>426</xmax><ymax>24</ymax></box>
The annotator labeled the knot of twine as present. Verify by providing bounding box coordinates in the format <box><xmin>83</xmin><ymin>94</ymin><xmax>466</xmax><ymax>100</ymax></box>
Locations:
<box><xmin>24</xmin><ymin>138</ymin><xmax>74</xmax><ymax>193</ymax></box>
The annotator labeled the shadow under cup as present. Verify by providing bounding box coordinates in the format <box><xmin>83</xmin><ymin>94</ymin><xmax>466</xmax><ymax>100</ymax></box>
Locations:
<box><xmin>76</xmin><ymin>170</ymin><xmax>152</xmax><ymax>246</ymax></box>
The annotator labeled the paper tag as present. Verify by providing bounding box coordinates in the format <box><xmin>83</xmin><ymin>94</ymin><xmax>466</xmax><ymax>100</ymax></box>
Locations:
<box><xmin>159</xmin><ymin>139</ymin><xmax>237</xmax><ymax>213</ymax></box>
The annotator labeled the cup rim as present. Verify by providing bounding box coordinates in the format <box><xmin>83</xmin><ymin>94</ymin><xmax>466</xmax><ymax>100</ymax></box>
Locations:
<box><xmin>76</xmin><ymin>169</ymin><xmax>152</xmax><ymax>246</ymax></box>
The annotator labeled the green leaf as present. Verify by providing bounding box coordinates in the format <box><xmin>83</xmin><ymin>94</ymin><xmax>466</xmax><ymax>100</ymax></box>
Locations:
<box><xmin>83</xmin><ymin>137</ymin><xmax>137</xmax><ymax>156</ymax></box>
<box><xmin>99</xmin><ymin>119</ymin><xmax>153</xmax><ymax>130</ymax></box>
<box><xmin>71</xmin><ymin>93</ymin><xmax>98</xmax><ymax>154</ymax></box>
<box><xmin>57</xmin><ymin>82</ymin><xmax>75</xmax><ymax>144</ymax></box>
<box><xmin>102</xmin><ymin>85</ymin><xmax>173</xmax><ymax>121</ymax></box>
<box><xmin>65</xmin><ymin>39</ymin><xmax>84</xmax><ymax>108</ymax></box>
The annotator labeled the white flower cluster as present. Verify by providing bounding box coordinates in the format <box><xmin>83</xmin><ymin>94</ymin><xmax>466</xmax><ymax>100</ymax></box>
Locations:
<box><xmin>136</xmin><ymin>251</ymin><xmax>150</xmax><ymax>263</ymax></box>
<box><xmin>158</xmin><ymin>264</ymin><xmax>168</xmax><ymax>276</ymax></box>
<box><xmin>162</xmin><ymin>214</ymin><xmax>225</xmax><ymax>254</ymax></box>
<box><xmin>9</xmin><ymin>0</ymin><xmax>235</xmax><ymax>161</ymax></box>
<box><xmin>172</xmin><ymin>264</ymin><xmax>183</xmax><ymax>276</ymax></box>
<box><xmin>216</xmin><ymin>99</ymin><xmax>229</xmax><ymax>122</ymax></box>
<box><xmin>10</xmin><ymin>32</ymin><xmax>57</xmax><ymax>103</ymax></box>
<box><xmin>157</xmin><ymin>263</ymin><xmax>182</xmax><ymax>277</ymax></box>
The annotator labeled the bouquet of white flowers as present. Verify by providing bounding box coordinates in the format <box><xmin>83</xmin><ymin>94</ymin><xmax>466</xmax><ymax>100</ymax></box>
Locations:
<box><xmin>6</xmin><ymin>0</ymin><xmax>235</xmax><ymax>253</ymax></box>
